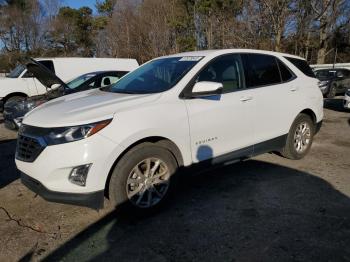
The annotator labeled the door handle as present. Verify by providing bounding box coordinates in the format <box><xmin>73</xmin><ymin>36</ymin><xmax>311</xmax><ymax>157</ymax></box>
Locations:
<box><xmin>240</xmin><ymin>96</ymin><xmax>253</xmax><ymax>102</ymax></box>
<box><xmin>290</xmin><ymin>87</ymin><xmax>298</xmax><ymax>92</ymax></box>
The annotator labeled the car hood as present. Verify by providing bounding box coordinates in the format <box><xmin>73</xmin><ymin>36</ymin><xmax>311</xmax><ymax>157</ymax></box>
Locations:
<box><xmin>23</xmin><ymin>89</ymin><xmax>161</xmax><ymax>127</ymax></box>
<box><xmin>26</xmin><ymin>58</ymin><xmax>68</xmax><ymax>89</ymax></box>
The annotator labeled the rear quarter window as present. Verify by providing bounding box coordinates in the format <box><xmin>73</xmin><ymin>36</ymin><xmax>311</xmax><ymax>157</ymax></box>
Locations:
<box><xmin>284</xmin><ymin>57</ymin><xmax>315</xmax><ymax>78</ymax></box>
<box><xmin>276</xmin><ymin>59</ymin><xmax>294</xmax><ymax>82</ymax></box>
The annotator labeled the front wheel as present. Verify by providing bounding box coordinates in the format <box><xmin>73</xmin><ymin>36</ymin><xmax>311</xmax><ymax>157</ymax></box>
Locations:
<box><xmin>4</xmin><ymin>96</ymin><xmax>26</xmax><ymax>108</ymax></box>
<box><xmin>281</xmin><ymin>114</ymin><xmax>315</xmax><ymax>160</ymax></box>
<box><xmin>108</xmin><ymin>143</ymin><xmax>178</xmax><ymax>211</ymax></box>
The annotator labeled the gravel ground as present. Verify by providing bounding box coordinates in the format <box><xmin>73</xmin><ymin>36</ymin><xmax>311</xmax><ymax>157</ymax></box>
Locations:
<box><xmin>0</xmin><ymin>98</ymin><xmax>349</xmax><ymax>262</ymax></box>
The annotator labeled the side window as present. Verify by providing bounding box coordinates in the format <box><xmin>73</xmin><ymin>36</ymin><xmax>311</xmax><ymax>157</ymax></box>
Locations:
<box><xmin>100</xmin><ymin>75</ymin><xmax>121</xmax><ymax>87</ymax></box>
<box><xmin>242</xmin><ymin>54</ymin><xmax>281</xmax><ymax>88</ymax></box>
<box><xmin>38</xmin><ymin>60</ymin><xmax>55</xmax><ymax>73</ymax></box>
<box><xmin>277</xmin><ymin>59</ymin><xmax>294</xmax><ymax>82</ymax></box>
<box><xmin>195</xmin><ymin>54</ymin><xmax>243</xmax><ymax>93</ymax></box>
<box><xmin>284</xmin><ymin>57</ymin><xmax>315</xmax><ymax>78</ymax></box>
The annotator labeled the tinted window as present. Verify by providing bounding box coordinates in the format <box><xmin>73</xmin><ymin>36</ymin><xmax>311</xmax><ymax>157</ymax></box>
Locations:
<box><xmin>315</xmin><ymin>70</ymin><xmax>336</xmax><ymax>78</ymax></box>
<box><xmin>7</xmin><ymin>64</ymin><xmax>25</xmax><ymax>78</ymax></box>
<box><xmin>277</xmin><ymin>59</ymin><xmax>294</xmax><ymax>82</ymax></box>
<box><xmin>284</xmin><ymin>57</ymin><xmax>315</xmax><ymax>78</ymax></box>
<box><xmin>195</xmin><ymin>54</ymin><xmax>243</xmax><ymax>93</ymax></box>
<box><xmin>242</xmin><ymin>54</ymin><xmax>281</xmax><ymax>87</ymax></box>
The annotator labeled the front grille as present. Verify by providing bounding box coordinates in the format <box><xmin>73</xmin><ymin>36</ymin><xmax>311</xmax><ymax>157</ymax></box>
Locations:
<box><xmin>16</xmin><ymin>134</ymin><xmax>45</xmax><ymax>162</ymax></box>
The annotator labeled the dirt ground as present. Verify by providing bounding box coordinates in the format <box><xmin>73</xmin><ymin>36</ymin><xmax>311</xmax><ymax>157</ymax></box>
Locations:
<box><xmin>0</xmin><ymin>98</ymin><xmax>349</xmax><ymax>262</ymax></box>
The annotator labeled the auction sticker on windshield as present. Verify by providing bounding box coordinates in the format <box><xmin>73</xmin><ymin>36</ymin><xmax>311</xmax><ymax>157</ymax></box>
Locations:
<box><xmin>179</xmin><ymin>56</ymin><xmax>203</xmax><ymax>62</ymax></box>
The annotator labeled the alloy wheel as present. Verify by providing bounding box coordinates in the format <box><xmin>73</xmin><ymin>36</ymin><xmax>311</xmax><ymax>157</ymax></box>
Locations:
<box><xmin>293</xmin><ymin>122</ymin><xmax>311</xmax><ymax>153</ymax></box>
<box><xmin>126</xmin><ymin>157</ymin><xmax>170</xmax><ymax>208</ymax></box>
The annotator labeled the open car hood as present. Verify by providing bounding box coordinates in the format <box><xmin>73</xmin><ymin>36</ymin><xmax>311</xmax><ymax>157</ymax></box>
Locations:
<box><xmin>26</xmin><ymin>58</ymin><xmax>68</xmax><ymax>89</ymax></box>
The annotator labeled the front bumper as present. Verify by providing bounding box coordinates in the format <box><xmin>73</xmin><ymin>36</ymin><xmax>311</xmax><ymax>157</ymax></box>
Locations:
<box><xmin>16</xmin><ymin>132</ymin><xmax>125</xmax><ymax>207</ymax></box>
<box><xmin>21</xmin><ymin>172</ymin><xmax>104</xmax><ymax>209</ymax></box>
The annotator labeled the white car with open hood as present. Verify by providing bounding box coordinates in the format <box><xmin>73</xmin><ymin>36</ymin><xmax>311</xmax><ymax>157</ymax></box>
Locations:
<box><xmin>0</xmin><ymin>57</ymin><xmax>139</xmax><ymax>110</ymax></box>
<box><xmin>15</xmin><ymin>49</ymin><xmax>323</xmax><ymax>210</ymax></box>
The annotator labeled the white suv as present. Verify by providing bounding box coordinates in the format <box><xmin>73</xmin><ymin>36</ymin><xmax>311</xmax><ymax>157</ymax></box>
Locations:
<box><xmin>16</xmin><ymin>49</ymin><xmax>323</xmax><ymax>210</ymax></box>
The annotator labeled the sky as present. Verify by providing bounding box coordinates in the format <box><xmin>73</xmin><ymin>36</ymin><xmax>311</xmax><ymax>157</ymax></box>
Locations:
<box><xmin>64</xmin><ymin>0</ymin><xmax>97</xmax><ymax>12</ymax></box>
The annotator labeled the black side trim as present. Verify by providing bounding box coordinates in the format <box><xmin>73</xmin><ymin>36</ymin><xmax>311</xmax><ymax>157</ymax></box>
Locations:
<box><xmin>184</xmin><ymin>135</ymin><xmax>288</xmax><ymax>175</ymax></box>
<box><xmin>21</xmin><ymin>173</ymin><xmax>104</xmax><ymax>209</ymax></box>
<box><xmin>252</xmin><ymin>134</ymin><xmax>287</xmax><ymax>156</ymax></box>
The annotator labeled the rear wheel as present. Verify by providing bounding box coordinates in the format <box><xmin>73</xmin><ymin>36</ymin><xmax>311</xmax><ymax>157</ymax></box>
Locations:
<box><xmin>108</xmin><ymin>143</ymin><xmax>178</xmax><ymax>211</ymax></box>
<box><xmin>281</xmin><ymin>114</ymin><xmax>315</xmax><ymax>160</ymax></box>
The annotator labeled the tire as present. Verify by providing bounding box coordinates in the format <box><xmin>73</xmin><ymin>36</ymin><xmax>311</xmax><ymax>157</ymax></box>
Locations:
<box><xmin>326</xmin><ymin>83</ymin><xmax>337</xmax><ymax>98</ymax></box>
<box><xmin>4</xmin><ymin>96</ymin><xmax>26</xmax><ymax>107</ymax></box>
<box><xmin>281</xmin><ymin>114</ymin><xmax>315</xmax><ymax>160</ymax></box>
<box><xmin>108</xmin><ymin>143</ymin><xmax>178</xmax><ymax>211</ymax></box>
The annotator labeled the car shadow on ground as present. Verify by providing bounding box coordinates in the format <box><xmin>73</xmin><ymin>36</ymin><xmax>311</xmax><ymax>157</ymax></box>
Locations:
<box><xmin>0</xmin><ymin>139</ymin><xmax>19</xmax><ymax>188</ymax></box>
<box><xmin>324</xmin><ymin>98</ymin><xmax>349</xmax><ymax>113</ymax></box>
<box><xmin>33</xmin><ymin>159</ymin><xmax>350</xmax><ymax>262</ymax></box>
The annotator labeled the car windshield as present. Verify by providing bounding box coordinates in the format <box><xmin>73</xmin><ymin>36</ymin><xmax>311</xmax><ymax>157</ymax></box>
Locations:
<box><xmin>102</xmin><ymin>57</ymin><xmax>202</xmax><ymax>94</ymax></box>
<box><xmin>66</xmin><ymin>73</ymin><xmax>96</xmax><ymax>89</ymax></box>
<box><xmin>7</xmin><ymin>64</ymin><xmax>26</xmax><ymax>78</ymax></box>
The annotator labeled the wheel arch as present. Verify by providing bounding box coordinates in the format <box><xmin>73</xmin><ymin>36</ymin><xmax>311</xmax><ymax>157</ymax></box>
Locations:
<box><xmin>4</xmin><ymin>92</ymin><xmax>28</xmax><ymax>102</ymax></box>
<box><xmin>104</xmin><ymin>136</ymin><xmax>184</xmax><ymax>198</ymax></box>
<box><xmin>299</xmin><ymin>108</ymin><xmax>317</xmax><ymax>125</ymax></box>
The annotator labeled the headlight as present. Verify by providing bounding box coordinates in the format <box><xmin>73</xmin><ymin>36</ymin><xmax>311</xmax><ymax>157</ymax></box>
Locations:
<box><xmin>43</xmin><ymin>119</ymin><xmax>112</xmax><ymax>145</ymax></box>
<box><xmin>317</xmin><ymin>80</ymin><xmax>329</xmax><ymax>88</ymax></box>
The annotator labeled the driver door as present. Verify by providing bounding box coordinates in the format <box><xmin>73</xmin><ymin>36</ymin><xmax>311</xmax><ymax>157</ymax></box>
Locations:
<box><xmin>184</xmin><ymin>54</ymin><xmax>255</xmax><ymax>163</ymax></box>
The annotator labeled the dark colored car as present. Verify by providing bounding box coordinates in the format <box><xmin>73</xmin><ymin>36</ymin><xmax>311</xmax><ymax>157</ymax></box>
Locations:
<box><xmin>4</xmin><ymin>59</ymin><xmax>129</xmax><ymax>130</ymax></box>
<box><xmin>315</xmin><ymin>68</ymin><xmax>350</xmax><ymax>98</ymax></box>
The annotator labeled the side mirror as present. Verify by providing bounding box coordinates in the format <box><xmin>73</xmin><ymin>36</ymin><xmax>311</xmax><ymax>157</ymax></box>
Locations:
<box><xmin>191</xmin><ymin>81</ymin><xmax>223</xmax><ymax>98</ymax></box>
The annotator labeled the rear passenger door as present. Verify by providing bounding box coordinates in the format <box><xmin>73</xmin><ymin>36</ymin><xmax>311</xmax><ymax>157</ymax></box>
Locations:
<box><xmin>185</xmin><ymin>54</ymin><xmax>255</xmax><ymax>163</ymax></box>
<box><xmin>241</xmin><ymin>53</ymin><xmax>298</xmax><ymax>151</ymax></box>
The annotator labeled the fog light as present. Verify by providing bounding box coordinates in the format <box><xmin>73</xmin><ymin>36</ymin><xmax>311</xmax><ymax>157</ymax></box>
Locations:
<box><xmin>69</xmin><ymin>164</ymin><xmax>92</xmax><ymax>186</ymax></box>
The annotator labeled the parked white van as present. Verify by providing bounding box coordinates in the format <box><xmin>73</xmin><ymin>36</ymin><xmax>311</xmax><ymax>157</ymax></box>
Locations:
<box><xmin>0</xmin><ymin>58</ymin><xmax>139</xmax><ymax>110</ymax></box>
<box><xmin>16</xmin><ymin>49</ymin><xmax>323</xmax><ymax>210</ymax></box>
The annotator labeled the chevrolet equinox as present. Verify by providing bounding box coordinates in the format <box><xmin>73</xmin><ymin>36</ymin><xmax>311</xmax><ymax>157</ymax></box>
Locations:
<box><xmin>16</xmin><ymin>49</ymin><xmax>323</xmax><ymax>210</ymax></box>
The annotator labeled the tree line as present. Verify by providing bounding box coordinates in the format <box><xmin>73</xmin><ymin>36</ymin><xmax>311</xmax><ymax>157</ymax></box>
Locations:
<box><xmin>0</xmin><ymin>0</ymin><xmax>349</xmax><ymax>72</ymax></box>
